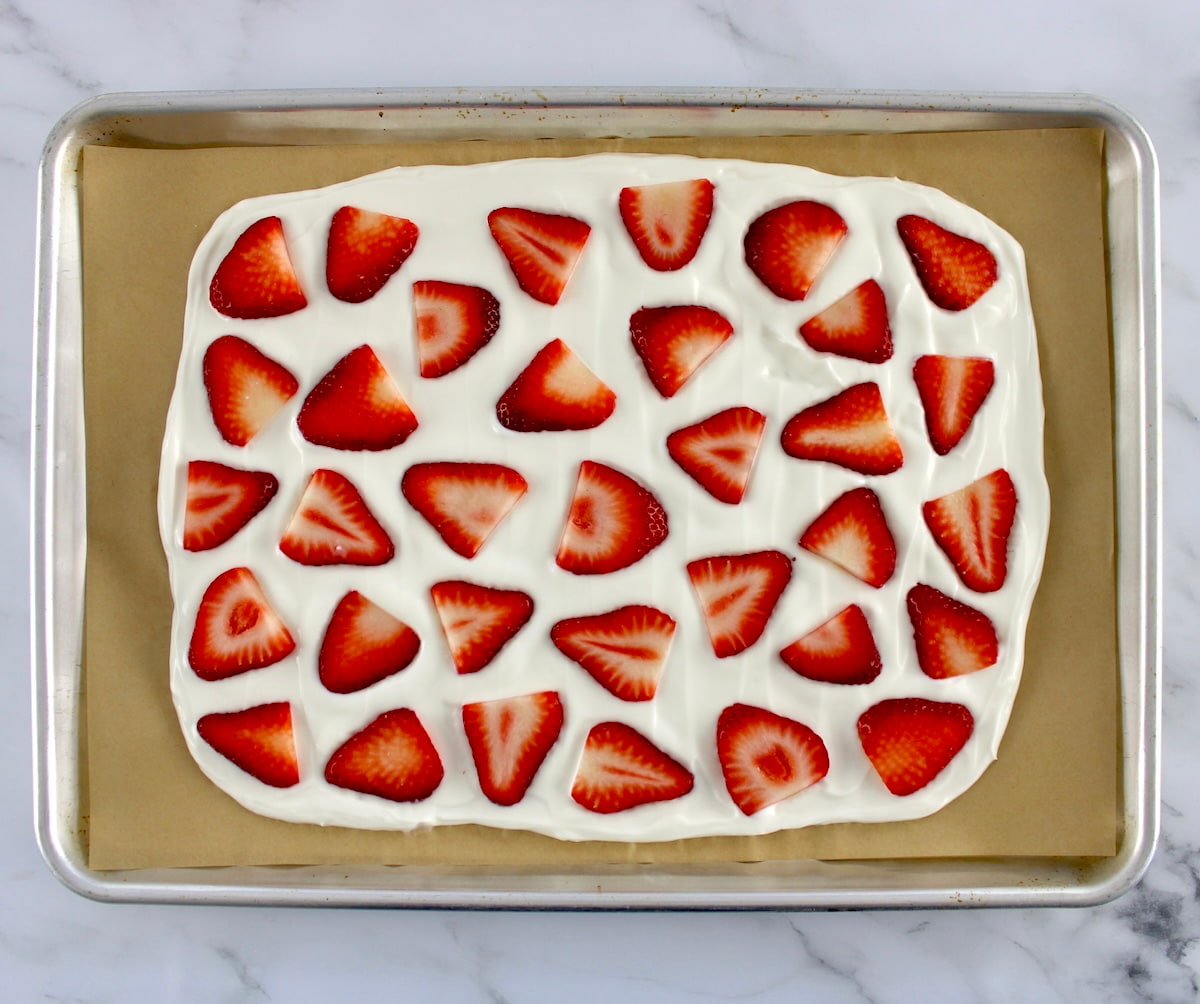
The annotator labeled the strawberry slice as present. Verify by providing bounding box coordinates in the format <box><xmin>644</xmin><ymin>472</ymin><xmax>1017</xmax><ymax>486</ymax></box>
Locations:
<box><xmin>799</xmin><ymin>487</ymin><xmax>897</xmax><ymax>588</ymax></box>
<box><xmin>318</xmin><ymin>591</ymin><xmax>421</xmax><ymax>694</ymax></box>
<box><xmin>487</xmin><ymin>207</ymin><xmax>591</xmax><ymax>305</ymax></box>
<box><xmin>550</xmin><ymin>604</ymin><xmax>677</xmax><ymax>702</ymax></box>
<box><xmin>188</xmin><ymin>567</ymin><xmax>296</xmax><ymax>681</ymax></box>
<box><xmin>401</xmin><ymin>461</ymin><xmax>527</xmax><ymax>559</ymax></box>
<box><xmin>196</xmin><ymin>702</ymin><xmax>300</xmax><ymax>789</ymax></box>
<box><xmin>857</xmin><ymin>697</ymin><xmax>975</xmax><ymax>796</ymax></box>
<box><xmin>324</xmin><ymin>708</ymin><xmax>444</xmax><ymax>803</ymax></box>
<box><xmin>429</xmin><ymin>580</ymin><xmax>534</xmax><ymax>675</ymax></box>
<box><xmin>922</xmin><ymin>469</ymin><xmax>1017</xmax><ymax>593</ymax></box>
<box><xmin>279</xmin><ymin>469</ymin><xmax>394</xmax><ymax>566</ymax></box>
<box><xmin>462</xmin><ymin>691</ymin><xmax>564</xmax><ymax>806</ymax></box>
<box><xmin>666</xmin><ymin>406</ymin><xmax>766</xmax><ymax>505</ymax></box>
<box><xmin>412</xmin><ymin>280</ymin><xmax>500</xmax><ymax>378</ymax></box>
<box><xmin>183</xmin><ymin>460</ymin><xmax>279</xmax><ymax>552</ymax></box>
<box><xmin>907</xmin><ymin>584</ymin><xmax>999</xmax><ymax>680</ymax></box>
<box><xmin>495</xmin><ymin>339</ymin><xmax>616</xmax><ymax>432</ymax></box>
<box><xmin>325</xmin><ymin>205</ymin><xmax>419</xmax><ymax>303</ymax></box>
<box><xmin>716</xmin><ymin>703</ymin><xmax>830</xmax><ymax>815</ymax></box>
<box><xmin>744</xmin><ymin>200</ymin><xmax>848</xmax><ymax>301</ymax></box>
<box><xmin>209</xmin><ymin>216</ymin><xmax>307</xmax><ymax>319</ymax></box>
<box><xmin>555</xmin><ymin>461</ymin><xmax>669</xmax><ymax>575</ymax></box>
<box><xmin>570</xmin><ymin>721</ymin><xmax>694</xmax><ymax>814</ymax></box>
<box><xmin>687</xmin><ymin>550</ymin><xmax>793</xmax><ymax>658</ymax></box>
<box><xmin>780</xmin><ymin>382</ymin><xmax>904</xmax><ymax>476</ymax></box>
<box><xmin>618</xmin><ymin>178</ymin><xmax>714</xmax><ymax>271</ymax></box>
<box><xmin>629</xmin><ymin>304</ymin><xmax>734</xmax><ymax>398</ymax></box>
<box><xmin>912</xmin><ymin>354</ymin><xmax>995</xmax><ymax>455</ymax></box>
<box><xmin>779</xmin><ymin>604</ymin><xmax>882</xmax><ymax>685</ymax></box>
<box><xmin>297</xmin><ymin>344</ymin><xmax>418</xmax><ymax>451</ymax></box>
<box><xmin>897</xmin><ymin>214</ymin><xmax>998</xmax><ymax>311</ymax></box>
<box><xmin>798</xmin><ymin>279</ymin><xmax>893</xmax><ymax>363</ymax></box>
<box><xmin>202</xmin><ymin>335</ymin><xmax>299</xmax><ymax>447</ymax></box>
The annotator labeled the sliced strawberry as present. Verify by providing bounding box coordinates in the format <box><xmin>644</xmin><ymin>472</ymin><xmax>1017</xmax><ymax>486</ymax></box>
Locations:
<box><xmin>188</xmin><ymin>567</ymin><xmax>296</xmax><ymax>681</ymax></box>
<box><xmin>462</xmin><ymin>691</ymin><xmax>564</xmax><ymax>806</ymax></box>
<box><xmin>629</xmin><ymin>304</ymin><xmax>734</xmax><ymax>398</ymax></box>
<box><xmin>196</xmin><ymin>702</ymin><xmax>299</xmax><ymax>788</ymax></box>
<box><xmin>780</xmin><ymin>382</ymin><xmax>904</xmax><ymax>476</ymax></box>
<box><xmin>550</xmin><ymin>605</ymin><xmax>677</xmax><ymax>702</ymax></box>
<box><xmin>570</xmin><ymin>721</ymin><xmax>694</xmax><ymax>814</ymax></box>
<box><xmin>401</xmin><ymin>461</ymin><xmax>527</xmax><ymax>559</ymax></box>
<box><xmin>897</xmin><ymin>214</ymin><xmax>998</xmax><ymax>311</ymax></box>
<box><xmin>279</xmin><ymin>469</ymin><xmax>394</xmax><ymax>566</ymax></box>
<box><xmin>297</xmin><ymin>344</ymin><xmax>418</xmax><ymax>451</ymax></box>
<box><xmin>183</xmin><ymin>460</ymin><xmax>278</xmax><ymax>552</ymax></box>
<box><xmin>202</xmin><ymin>335</ymin><xmax>299</xmax><ymax>447</ymax></box>
<box><xmin>429</xmin><ymin>579</ymin><xmax>534</xmax><ymax>675</ymax></box>
<box><xmin>209</xmin><ymin>216</ymin><xmax>307</xmax><ymax>319</ymax></box>
<box><xmin>487</xmin><ymin>207</ymin><xmax>590</xmax><ymax>305</ymax></box>
<box><xmin>555</xmin><ymin>461</ymin><xmax>669</xmax><ymax>575</ymax></box>
<box><xmin>744</xmin><ymin>200</ymin><xmax>848</xmax><ymax>301</ymax></box>
<box><xmin>798</xmin><ymin>279</ymin><xmax>893</xmax><ymax>363</ymax></box>
<box><xmin>666</xmin><ymin>406</ymin><xmax>766</xmax><ymax>505</ymax></box>
<box><xmin>799</xmin><ymin>487</ymin><xmax>897</xmax><ymax>588</ymax></box>
<box><xmin>495</xmin><ymin>339</ymin><xmax>616</xmax><ymax>432</ymax></box>
<box><xmin>318</xmin><ymin>591</ymin><xmax>421</xmax><ymax>694</ymax></box>
<box><xmin>686</xmin><ymin>550</ymin><xmax>793</xmax><ymax>658</ymax></box>
<box><xmin>907</xmin><ymin>584</ymin><xmax>999</xmax><ymax>680</ymax></box>
<box><xmin>922</xmin><ymin>469</ymin><xmax>1017</xmax><ymax>593</ymax></box>
<box><xmin>779</xmin><ymin>604</ymin><xmax>882</xmax><ymax>685</ymax></box>
<box><xmin>913</xmin><ymin>354</ymin><xmax>995</xmax><ymax>456</ymax></box>
<box><xmin>324</xmin><ymin>708</ymin><xmax>444</xmax><ymax>803</ymax></box>
<box><xmin>325</xmin><ymin>205</ymin><xmax>419</xmax><ymax>303</ymax></box>
<box><xmin>716</xmin><ymin>703</ymin><xmax>829</xmax><ymax>815</ymax></box>
<box><xmin>412</xmin><ymin>280</ymin><xmax>500</xmax><ymax>378</ymax></box>
<box><xmin>857</xmin><ymin>697</ymin><xmax>974</xmax><ymax>796</ymax></box>
<box><xmin>618</xmin><ymin>178</ymin><xmax>714</xmax><ymax>271</ymax></box>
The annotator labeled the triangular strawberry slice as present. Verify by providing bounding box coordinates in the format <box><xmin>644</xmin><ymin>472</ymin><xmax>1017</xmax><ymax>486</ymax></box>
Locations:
<box><xmin>857</xmin><ymin>697</ymin><xmax>974</xmax><ymax>796</ymax></box>
<box><xmin>618</xmin><ymin>178</ymin><xmax>714</xmax><ymax>271</ymax></box>
<box><xmin>897</xmin><ymin>214</ymin><xmax>998</xmax><ymax>311</ymax></box>
<box><xmin>779</xmin><ymin>604</ymin><xmax>882</xmax><ymax>685</ymax></box>
<box><xmin>188</xmin><ymin>567</ymin><xmax>296</xmax><ymax>681</ymax></box>
<box><xmin>202</xmin><ymin>335</ymin><xmax>299</xmax><ymax>447</ymax></box>
<box><xmin>666</xmin><ymin>406</ymin><xmax>766</xmax><ymax>505</ymax></box>
<box><xmin>629</xmin><ymin>304</ymin><xmax>734</xmax><ymax>398</ymax></box>
<box><xmin>297</xmin><ymin>344</ymin><xmax>418</xmax><ymax>451</ymax></box>
<box><xmin>906</xmin><ymin>584</ymin><xmax>999</xmax><ymax>679</ymax></box>
<box><xmin>550</xmin><ymin>604</ymin><xmax>677</xmax><ymax>702</ymax></box>
<box><xmin>922</xmin><ymin>469</ymin><xmax>1018</xmax><ymax>593</ymax></box>
<box><xmin>798</xmin><ymin>279</ymin><xmax>893</xmax><ymax>363</ymax></box>
<box><xmin>555</xmin><ymin>461</ymin><xmax>669</xmax><ymax>575</ymax></box>
<box><xmin>412</xmin><ymin>280</ymin><xmax>500</xmax><ymax>378</ymax></box>
<box><xmin>495</xmin><ymin>339</ymin><xmax>616</xmax><ymax>432</ymax></box>
<box><xmin>318</xmin><ymin>591</ymin><xmax>421</xmax><ymax>694</ymax></box>
<box><xmin>401</xmin><ymin>461</ymin><xmax>528</xmax><ymax>558</ymax></box>
<box><xmin>570</xmin><ymin>721</ymin><xmax>694</xmax><ymax>814</ymax></box>
<box><xmin>687</xmin><ymin>550</ymin><xmax>793</xmax><ymax>658</ymax></box>
<box><xmin>487</xmin><ymin>206</ymin><xmax>591</xmax><ymax>305</ymax></box>
<box><xmin>716</xmin><ymin>703</ymin><xmax>830</xmax><ymax>815</ymax></box>
<box><xmin>279</xmin><ymin>469</ymin><xmax>394</xmax><ymax>566</ymax></box>
<box><xmin>196</xmin><ymin>702</ymin><xmax>300</xmax><ymax>788</ymax></box>
<box><xmin>325</xmin><ymin>205</ymin><xmax>419</xmax><ymax>303</ymax></box>
<box><xmin>462</xmin><ymin>691</ymin><xmax>564</xmax><ymax>806</ymax></box>
<box><xmin>324</xmin><ymin>708</ymin><xmax>444</xmax><ymax>803</ymax></box>
<box><xmin>744</xmin><ymin>200</ymin><xmax>848</xmax><ymax>301</ymax></box>
<box><xmin>799</xmin><ymin>487</ymin><xmax>897</xmax><ymax>588</ymax></box>
<box><xmin>183</xmin><ymin>460</ymin><xmax>279</xmax><ymax>552</ymax></box>
<box><xmin>429</xmin><ymin>579</ymin><xmax>534</xmax><ymax>675</ymax></box>
<box><xmin>781</xmin><ymin>382</ymin><xmax>904</xmax><ymax>476</ymax></box>
<box><xmin>912</xmin><ymin>354</ymin><xmax>995</xmax><ymax>455</ymax></box>
<box><xmin>209</xmin><ymin>216</ymin><xmax>308</xmax><ymax>319</ymax></box>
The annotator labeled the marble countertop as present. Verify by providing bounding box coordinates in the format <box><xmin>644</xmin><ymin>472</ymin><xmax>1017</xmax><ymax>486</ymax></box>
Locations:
<box><xmin>7</xmin><ymin>1</ymin><xmax>1197</xmax><ymax>1000</ymax></box>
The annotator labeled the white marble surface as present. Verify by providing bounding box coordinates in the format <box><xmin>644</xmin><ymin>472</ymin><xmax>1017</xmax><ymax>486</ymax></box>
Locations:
<box><xmin>6</xmin><ymin>0</ymin><xmax>1198</xmax><ymax>1000</ymax></box>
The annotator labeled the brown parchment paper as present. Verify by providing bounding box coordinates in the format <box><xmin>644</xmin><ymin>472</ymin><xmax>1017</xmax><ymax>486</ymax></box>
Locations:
<box><xmin>81</xmin><ymin>127</ymin><xmax>1117</xmax><ymax>870</ymax></box>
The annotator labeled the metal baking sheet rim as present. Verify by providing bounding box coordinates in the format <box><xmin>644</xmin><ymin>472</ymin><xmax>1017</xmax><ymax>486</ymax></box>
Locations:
<box><xmin>30</xmin><ymin>87</ymin><xmax>1162</xmax><ymax>910</ymax></box>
